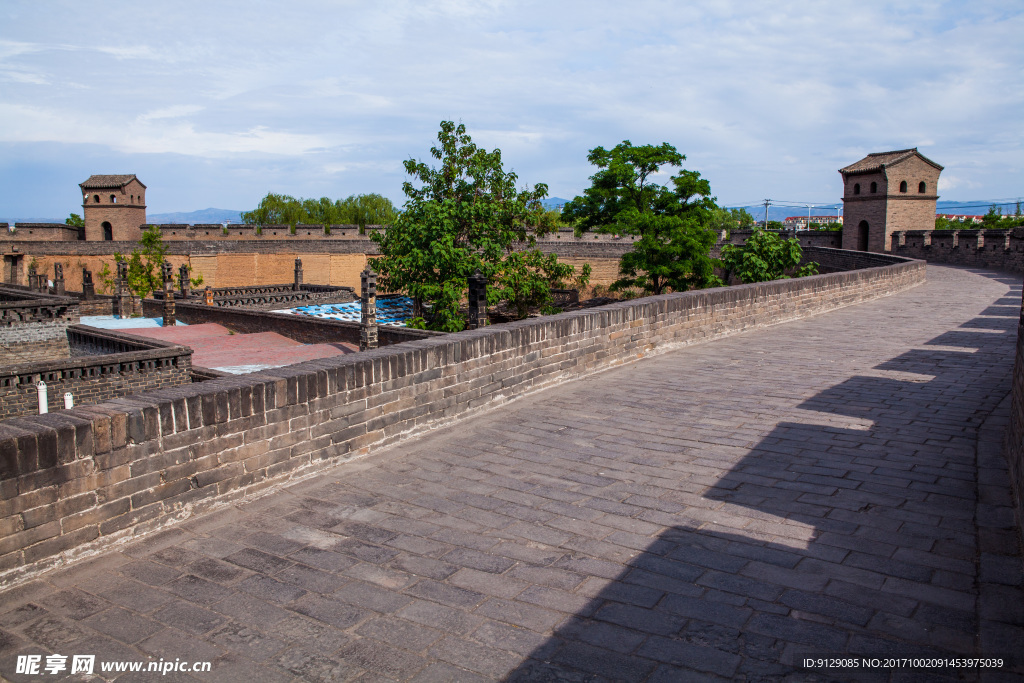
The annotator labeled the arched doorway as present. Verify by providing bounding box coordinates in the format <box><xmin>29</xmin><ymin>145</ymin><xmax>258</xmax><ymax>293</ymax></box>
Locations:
<box><xmin>857</xmin><ymin>220</ymin><xmax>869</xmax><ymax>251</ymax></box>
<box><xmin>102</xmin><ymin>222</ymin><xmax>113</xmax><ymax>241</ymax></box>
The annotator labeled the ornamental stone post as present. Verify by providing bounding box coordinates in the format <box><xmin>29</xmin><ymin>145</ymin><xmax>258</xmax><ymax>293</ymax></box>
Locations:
<box><xmin>162</xmin><ymin>260</ymin><xmax>176</xmax><ymax>326</ymax></box>
<box><xmin>360</xmin><ymin>265</ymin><xmax>378</xmax><ymax>351</ymax></box>
<box><xmin>294</xmin><ymin>258</ymin><xmax>303</xmax><ymax>291</ymax></box>
<box><xmin>115</xmin><ymin>260</ymin><xmax>131</xmax><ymax>318</ymax></box>
<box><xmin>467</xmin><ymin>270</ymin><xmax>487</xmax><ymax>330</ymax></box>
<box><xmin>81</xmin><ymin>268</ymin><xmax>95</xmax><ymax>300</ymax></box>
<box><xmin>179</xmin><ymin>263</ymin><xmax>191</xmax><ymax>298</ymax></box>
<box><xmin>53</xmin><ymin>263</ymin><xmax>65</xmax><ymax>296</ymax></box>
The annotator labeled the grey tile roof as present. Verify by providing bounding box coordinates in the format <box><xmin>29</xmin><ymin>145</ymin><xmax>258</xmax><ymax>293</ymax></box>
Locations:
<box><xmin>79</xmin><ymin>174</ymin><xmax>146</xmax><ymax>189</ymax></box>
<box><xmin>839</xmin><ymin>148</ymin><xmax>943</xmax><ymax>175</ymax></box>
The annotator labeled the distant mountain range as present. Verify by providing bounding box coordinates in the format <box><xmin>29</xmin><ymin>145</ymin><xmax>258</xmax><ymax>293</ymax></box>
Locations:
<box><xmin>147</xmin><ymin>208</ymin><xmax>244</xmax><ymax>224</ymax></box>
<box><xmin>3</xmin><ymin>198</ymin><xmax>1016</xmax><ymax>227</ymax></box>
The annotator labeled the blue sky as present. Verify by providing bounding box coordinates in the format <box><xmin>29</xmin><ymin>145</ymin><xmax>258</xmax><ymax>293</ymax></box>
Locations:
<box><xmin>1</xmin><ymin>1</ymin><xmax>1021</xmax><ymax>219</ymax></box>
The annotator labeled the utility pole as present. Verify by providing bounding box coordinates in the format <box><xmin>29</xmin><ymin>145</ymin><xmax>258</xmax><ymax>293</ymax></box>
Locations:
<box><xmin>806</xmin><ymin>204</ymin><xmax>811</xmax><ymax>231</ymax></box>
<box><xmin>763</xmin><ymin>199</ymin><xmax>771</xmax><ymax>228</ymax></box>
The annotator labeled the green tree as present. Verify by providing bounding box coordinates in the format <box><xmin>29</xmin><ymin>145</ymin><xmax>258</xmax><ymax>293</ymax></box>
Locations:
<box><xmin>101</xmin><ymin>226</ymin><xmax>169</xmax><ymax>306</ymax></box>
<box><xmin>65</xmin><ymin>213</ymin><xmax>84</xmax><ymax>228</ymax></box>
<box><xmin>719</xmin><ymin>228</ymin><xmax>818</xmax><ymax>283</ymax></box>
<box><xmin>371</xmin><ymin>121</ymin><xmax>584</xmax><ymax>331</ymax></box>
<box><xmin>242</xmin><ymin>193</ymin><xmax>398</xmax><ymax>230</ymax></box>
<box><xmin>562</xmin><ymin>141</ymin><xmax>720</xmax><ymax>296</ymax></box>
<box><xmin>766</xmin><ymin>220</ymin><xmax>784</xmax><ymax>231</ymax></box>
<box><xmin>982</xmin><ymin>204</ymin><xmax>1004</xmax><ymax>228</ymax></box>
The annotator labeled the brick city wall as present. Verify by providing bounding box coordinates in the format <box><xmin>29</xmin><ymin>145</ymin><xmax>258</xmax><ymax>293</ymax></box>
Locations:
<box><xmin>3</xmin><ymin>229</ymin><xmax>844</xmax><ymax>291</ymax></box>
<box><xmin>0</xmin><ymin>326</ymin><xmax>193</xmax><ymax>420</ymax></box>
<box><xmin>1004</xmin><ymin>301</ymin><xmax>1024</xmax><ymax>568</ymax></box>
<box><xmin>0</xmin><ymin>249</ymin><xmax>924</xmax><ymax>584</ymax></box>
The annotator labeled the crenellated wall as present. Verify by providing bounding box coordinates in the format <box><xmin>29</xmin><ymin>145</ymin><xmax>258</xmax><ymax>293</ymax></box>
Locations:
<box><xmin>0</xmin><ymin>248</ymin><xmax>923</xmax><ymax>585</ymax></box>
<box><xmin>890</xmin><ymin>229</ymin><xmax>1024</xmax><ymax>272</ymax></box>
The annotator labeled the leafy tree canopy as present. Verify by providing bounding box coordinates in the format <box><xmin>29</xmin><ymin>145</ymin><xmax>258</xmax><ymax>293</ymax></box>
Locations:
<box><xmin>709</xmin><ymin>207</ymin><xmax>755</xmax><ymax>232</ymax></box>
<box><xmin>242</xmin><ymin>193</ymin><xmax>398</xmax><ymax>229</ymax></box>
<box><xmin>562</xmin><ymin>140</ymin><xmax>720</xmax><ymax>296</ymax></box>
<box><xmin>372</xmin><ymin>121</ymin><xmax>586</xmax><ymax>331</ymax></box>
<box><xmin>65</xmin><ymin>213</ymin><xmax>84</xmax><ymax>228</ymax></box>
<box><xmin>719</xmin><ymin>228</ymin><xmax>818</xmax><ymax>283</ymax></box>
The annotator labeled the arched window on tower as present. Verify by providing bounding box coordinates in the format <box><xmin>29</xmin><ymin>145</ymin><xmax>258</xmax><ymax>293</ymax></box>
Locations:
<box><xmin>93</xmin><ymin>195</ymin><xmax>100</xmax><ymax>203</ymax></box>
<box><xmin>919</xmin><ymin>182</ymin><xmax>926</xmax><ymax>193</ymax></box>
<box><xmin>854</xmin><ymin>183</ymin><xmax>860</xmax><ymax>195</ymax></box>
<box><xmin>870</xmin><ymin>182</ymin><xmax>877</xmax><ymax>193</ymax></box>
<box><xmin>102</xmin><ymin>222</ymin><xmax>113</xmax><ymax>241</ymax></box>
<box><xmin>899</xmin><ymin>181</ymin><xmax>908</xmax><ymax>193</ymax></box>
<box><xmin>110</xmin><ymin>194</ymin><xmax>116</xmax><ymax>203</ymax></box>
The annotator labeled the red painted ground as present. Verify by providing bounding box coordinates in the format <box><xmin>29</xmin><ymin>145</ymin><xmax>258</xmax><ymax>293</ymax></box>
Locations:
<box><xmin>125</xmin><ymin>323</ymin><xmax>357</xmax><ymax>372</ymax></box>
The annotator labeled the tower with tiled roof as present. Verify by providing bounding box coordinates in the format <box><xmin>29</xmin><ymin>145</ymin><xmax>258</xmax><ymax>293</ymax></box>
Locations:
<box><xmin>839</xmin><ymin>149</ymin><xmax>942</xmax><ymax>252</ymax></box>
<box><xmin>79</xmin><ymin>174</ymin><xmax>147</xmax><ymax>242</ymax></box>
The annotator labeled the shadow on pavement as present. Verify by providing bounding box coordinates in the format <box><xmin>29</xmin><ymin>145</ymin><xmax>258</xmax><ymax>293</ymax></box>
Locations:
<box><xmin>508</xmin><ymin>272</ymin><xmax>1024</xmax><ymax>681</ymax></box>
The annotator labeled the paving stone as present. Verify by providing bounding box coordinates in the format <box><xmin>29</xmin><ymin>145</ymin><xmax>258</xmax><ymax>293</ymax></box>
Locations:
<box><xmin>223</xmin><ymin>548</ymin><xmax>293</xmax><ymax>575</ymax></box>
<box><xmin>274</xmin><ymin>645</ymin><xmax>362</xmax><ymax>682</ymax></box>
<box><xmin>288</xmin><ymin>594</ymin><xmax>371</xmax><ymax>630</ymax></box>
<box><xmin>427</xmin><ymin>635</ymin><xmax>521</xmax><ymax>678</ymax></box>
<box><xmin>397</xmin><ymin>599</ymin><xmax>484</xmax><ymax>636</ymax></box>
<box><xmin>153</xmin><ymin>601</ymin><xmax>227</xmax><ymax>635</ymax></box>
<box><xmin>37</xmin><ymin>589</ymin><xmax>108</xmax><ymax>621</ymax></box>
<box><xmin>338</xmin><ymin>637</ymin><xmax>429</xmax><ymax>679</ymax></box>
<box><xmin>117</xmin><ymin>559</ymin><xmax>185</xmax><ymax>588</ymax></box>
<box><xmin>550</xmin><ymin>640</ymin><xmax>658</xmax><ymax>681</ymax></box>
<box><xmin>356</xmin><ymin>616</ymin><xmax>445</xmax><ymax>652</ymax></box>
<box><xmin>82</xmin><ymin>606</ymin><xmax>164</xmax><ymax>644</ymax></box>
<box><xmin>267</xmin><ymin>614</ymin><xmax>353</xmax><ymax>652</ymax></box>
<box><xmin>22</xmin><ymin>615</ymin><xmax>87</xmax><ymax>650</ymax></box>
<box><xmin>208</xmin><ymin>621</ymin><xmax>287</xmax><ymax>661</ymax></box>
<box><xmin>408</xmin><ymin>662</ymin><xmax>492</xmax><ymax>683</ymax></box>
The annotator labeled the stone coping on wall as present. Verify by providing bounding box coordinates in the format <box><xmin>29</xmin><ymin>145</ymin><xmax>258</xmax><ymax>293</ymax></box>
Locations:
<box><xmin>0</xmin><ymin>250</ymin><xmax>925</xmax><ymax>586</ymax></box>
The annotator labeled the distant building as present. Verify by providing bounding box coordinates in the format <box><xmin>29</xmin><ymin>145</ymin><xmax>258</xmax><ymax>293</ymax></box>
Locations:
<box><xmin>936</xmin><ymin>214</ymin><xmax>984</xmax><ymax>225</ymax></box>
<box><xmin>80</xmin><ymin>174</ymin><xmax>147</xmax><ymax>242</ymax></box>
<box><xmin>783</xmin><ymin>216</ymin><xmax>843</xmax><ymax>230</ymax></box>
<box><xmin>839</xmin><ymin>148</ymin><xmax>942</xmax><ymax>252</ymax></box>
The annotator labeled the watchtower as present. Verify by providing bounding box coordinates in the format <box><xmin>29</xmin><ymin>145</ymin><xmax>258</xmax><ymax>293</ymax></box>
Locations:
<box><xmin>839</xmin><ymin>149</ymin><xmax>942</xmax><ymax>252</ymax></box>
<box><xmin>79</xmin><ymin>174</ymin><xmax>148</xmax><ymax>242</ymax></box>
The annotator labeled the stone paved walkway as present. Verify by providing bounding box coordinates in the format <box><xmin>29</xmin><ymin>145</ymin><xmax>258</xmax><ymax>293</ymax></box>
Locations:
<box><xmin>2</xmin><ymin>264</ymin><xmax>1023</xmax><ymax>682</ymax></box>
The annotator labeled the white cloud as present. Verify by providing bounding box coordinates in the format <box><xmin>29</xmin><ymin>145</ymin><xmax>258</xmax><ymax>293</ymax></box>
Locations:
<box><xmin>0</xmin><ymin>0</ymin><xmax>1022</xmax><ymax>213</ymax></box>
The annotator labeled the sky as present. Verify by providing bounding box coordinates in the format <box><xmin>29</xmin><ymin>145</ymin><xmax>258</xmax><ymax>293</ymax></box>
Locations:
<box><xmin>1</xmin><ymin>0</ymin><xmax>1022</xmax><ymax>220</ymax></box>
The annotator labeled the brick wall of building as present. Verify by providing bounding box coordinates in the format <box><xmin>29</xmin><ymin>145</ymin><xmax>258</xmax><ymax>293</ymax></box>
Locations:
<box><xmin>0</xmin><ymin>321</ymin><xmax>71</xmax><ymax>364</ymax></box>
<box><xmin>0</xmin><ymin>250</ymin><xmax>925</xmax><ymax>583</ymax></box>
<box><xmin>0</xmin><ymin>327</ymin><xmax>193</xmax><ymax>420</ymax></box>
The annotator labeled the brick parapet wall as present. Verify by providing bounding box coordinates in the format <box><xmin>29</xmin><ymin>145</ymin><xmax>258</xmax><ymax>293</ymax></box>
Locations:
<box><xmin>0</xmin><ymin>326</ymin><xmax>193</xmax><ymax>420</ymax></box>
<box><xmin>139</xmin><ymin>298</ymin><xmax>441</xmax><ymax>347</ymax></box>
<box><xmin>1004</xmin><ymin>305</ymin><xmax>1024</xmax><ymax>568</ymax></box>
<box><xmin>890</xmin><ymin>229</ymin><xmax>1024</xmax><ymax>272</ymax></box>
<box><xmin>0</xmin><ymin>250</ymin><xmax>924</xmax><ymax>585</ymax></box>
